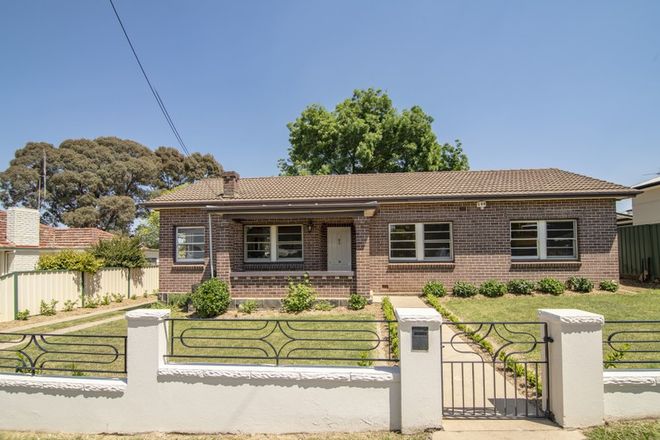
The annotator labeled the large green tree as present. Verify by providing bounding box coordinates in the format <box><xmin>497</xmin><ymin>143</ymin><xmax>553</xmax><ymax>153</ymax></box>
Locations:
<box><xmin>0</xmin><ymin>137</ymin><xmax>221</xmax><ymax>232</ymax></box>
<box><xmin>278</xmin><ymin>88</ymin><xmax>469</xmax><ymax>175</ymax></box>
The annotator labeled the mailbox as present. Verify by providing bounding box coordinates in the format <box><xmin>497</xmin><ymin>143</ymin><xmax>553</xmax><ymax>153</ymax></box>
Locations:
<box><xmin>411</xmin><ymin>326</ymin><xmax>429</xmax><ymax>351</ymax></box>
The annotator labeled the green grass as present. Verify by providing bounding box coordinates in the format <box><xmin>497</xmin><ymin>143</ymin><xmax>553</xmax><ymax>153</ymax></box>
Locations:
<box><xmin>435</xmin><ymin>289</ymin><xmax>660</xmax><ymax>367</ymax></box>
<box><xmin>584</xmin><ymin>419</ymin><xmax>660</xmax><ymax>440</ymax></box>
<box><xmin>0</xmin><ymin>305</ymin><xmax>390</xmax><ymax>377</ymax></box>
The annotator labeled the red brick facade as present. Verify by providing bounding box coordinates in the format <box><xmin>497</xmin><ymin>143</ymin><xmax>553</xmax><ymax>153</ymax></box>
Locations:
<box><xmin>158</xmin><ymin>198</ymin><xmax>619</xmax><ymax>298</ymax></box>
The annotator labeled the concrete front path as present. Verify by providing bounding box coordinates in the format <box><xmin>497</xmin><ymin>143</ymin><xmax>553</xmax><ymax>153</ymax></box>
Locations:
<box><xmin>433</xmin><ymin>419</ymin><xmax>586</xmax><ymax>439</ymax></box>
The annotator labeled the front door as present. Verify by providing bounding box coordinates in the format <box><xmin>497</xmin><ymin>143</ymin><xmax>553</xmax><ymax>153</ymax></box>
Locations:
<box><xmin>327</xmin><ymin>227</ymin><xmax>351</xmax><ymax>271</ymax></box>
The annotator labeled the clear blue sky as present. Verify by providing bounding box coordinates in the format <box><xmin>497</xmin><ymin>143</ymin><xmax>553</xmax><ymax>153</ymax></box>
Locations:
<box><xmin>1</xmin><ymin>1</ymin><xmax>658</xmax><ymax>210</ymax></box>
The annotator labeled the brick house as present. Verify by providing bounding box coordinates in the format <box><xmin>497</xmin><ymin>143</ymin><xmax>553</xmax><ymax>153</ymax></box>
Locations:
<box><xmin>146</xmin><ymin>168</ymin><xmax>638</xmax><ymax>298</ymax></box>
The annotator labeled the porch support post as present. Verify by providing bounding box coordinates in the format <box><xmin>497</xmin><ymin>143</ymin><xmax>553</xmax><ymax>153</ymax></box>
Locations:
<box><xmin>215</xmin><ymin>216</ymin><xmax>232</xmax><ymax>283</ymax></box>
<box><xmin>538</xmin><ymin>308</ymin><xmax>605</xmax><ymax>428</ymax></box>
<box><xmin>396</xmin><ymin>307</ymin><xmax>443</xmax><ymax>433</ymax></box>
<box><xmin>354</xmin><ymin>216</ymin><xmax>371</xmax><ymax>295</ymax></box>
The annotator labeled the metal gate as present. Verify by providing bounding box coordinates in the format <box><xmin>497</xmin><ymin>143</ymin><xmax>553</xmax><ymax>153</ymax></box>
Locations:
<box><xmin>441</xmin><ymin>321</ymin><xmax>551</xmax><ymax>418</ymax></box>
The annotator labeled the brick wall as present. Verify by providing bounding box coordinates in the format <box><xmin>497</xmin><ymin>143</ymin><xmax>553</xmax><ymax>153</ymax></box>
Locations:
<box><xmin>158</xmin><ymin>198</ymin><xmax>619</xmax><ymax>297</ymax></box>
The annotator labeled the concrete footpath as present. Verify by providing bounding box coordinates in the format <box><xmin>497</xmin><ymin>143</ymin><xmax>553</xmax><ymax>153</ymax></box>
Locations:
<box><xmin>433</xmin><ymin>419</ymin><xmax>585</xmax><ymax>439</ymax></box>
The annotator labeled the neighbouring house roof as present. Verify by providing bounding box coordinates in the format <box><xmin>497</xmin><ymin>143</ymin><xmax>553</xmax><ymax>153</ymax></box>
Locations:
<box><xmin>633</xmin><ymin>175</ymin><xmax>660</xmax><ymax>190</ymax></box>
<box><xmin>0</xmin><ymin>210</ymin><xmax>114</xmax><ymax>249</ymax></box>
<box><xmin>146</xmin><ymin>168</ymin><xmax>639</xmax><ymax>208</ymax></box>
<box><xmin>616</xmin><ymin>212</ymin><xmax>634</xmax><ymax>226</ymax></box>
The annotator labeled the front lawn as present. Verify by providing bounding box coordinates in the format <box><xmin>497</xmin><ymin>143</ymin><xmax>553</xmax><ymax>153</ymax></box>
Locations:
<box><xmin>430</xmin><ymin>288</ymin><xmax>660</xmax><ymax>367</ymax></box>
<box><xmin>0</xmin><ymin>303</ymin><xmax>393</xmax><ymax>377</ymax></box>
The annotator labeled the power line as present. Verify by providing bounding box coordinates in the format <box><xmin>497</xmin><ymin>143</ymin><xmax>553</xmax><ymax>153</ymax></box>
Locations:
<box><xmin>108</xmin><ymin>0</ymin><xmax>191</xmax><ymax>156</ymax></box>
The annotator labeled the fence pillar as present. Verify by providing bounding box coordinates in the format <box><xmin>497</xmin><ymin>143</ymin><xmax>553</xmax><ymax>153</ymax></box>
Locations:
<box><xmin>538</xmin><ymin>308</ymin><xmax>605</xmax><ymax>428</ymax></box>
<box><xmin>395</xmin><ymin>307</ymin><xmax>443</xmax><ymax>433</ymax></box>
<box><xmin>126</xmin><ymin>309</ymin><xmax>170</xmax><ymax>389</ymax></box>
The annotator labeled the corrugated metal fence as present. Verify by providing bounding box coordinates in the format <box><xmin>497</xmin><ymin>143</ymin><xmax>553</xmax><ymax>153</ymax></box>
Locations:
<box><xmin>0</xmin><ymin>266</ymin><xmax>159</xmax><ymax>322</ymax></box>
<box><xmin>618</xmin><ymin>223</ymin><xmax>660</xmax><ymax>281</ymax></box>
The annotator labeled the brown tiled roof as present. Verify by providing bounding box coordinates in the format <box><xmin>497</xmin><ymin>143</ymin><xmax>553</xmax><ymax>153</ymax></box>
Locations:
<box><xmin>0</xmin><ymin>210</ymin><xmax>114</xmax><ymax>249</ymax></box>
<box><xmin>39</xmin><ymin>225</ymin><xmax>114</xmax><ymax>249</ymax></box>
<box><xmin>147</xmin><ymin>168</ymin><xmax>638</xmax><ymax>207</ymax></box>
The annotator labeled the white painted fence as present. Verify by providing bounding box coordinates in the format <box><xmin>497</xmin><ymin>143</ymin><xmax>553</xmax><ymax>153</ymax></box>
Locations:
<box><xmin>0</xmin><ymin>266</ymin><xmax>159</xmax><ymax>321</ymax></box>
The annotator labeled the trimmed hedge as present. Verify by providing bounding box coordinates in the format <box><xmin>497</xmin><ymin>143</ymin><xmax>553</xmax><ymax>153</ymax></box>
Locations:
<box><xmin>566</xmin><ymin>276</ymin><xmax>594</xmax><ymax>293</ymax></box>
<box><xmin>599</xmin><ymin>280</ymin><xmax>619</xmax><ymax>292</ymax></box>
<box><xmin>191</xmin><ymin>278</ymin><xmax>231</xmax><ymax>318</ymax></box>
<box><xmin>381</xmin><ymin>297</ymin><xmax>399</xmax><ymax>358</ymax></box>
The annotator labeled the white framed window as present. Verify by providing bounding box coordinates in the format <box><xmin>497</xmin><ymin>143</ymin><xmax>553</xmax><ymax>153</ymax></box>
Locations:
<box><xmin>244</xmin><ymin>225</ymin><xmax>303</xmax><ymax>262</ymax></box>
<box><xmin>175</xmin><ymin>226</ymin><xmax>205</xmax><ymax>263</ymax></box>
<box><xmin>510</xmin><ymin>220</ymin><xmax>577</xmax><ymax>260</ymax></box>
<box><xmin>389</xmin><ymin>223</ymin><xmax>453</xmax><ymax>262</ymax></box>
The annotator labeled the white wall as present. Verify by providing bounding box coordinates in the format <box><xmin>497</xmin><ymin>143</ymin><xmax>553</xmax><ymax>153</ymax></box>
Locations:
<box><xmin>7</xmin><ymin>249</ymin><xmax>40</xmax><ymax>273</ymax></box>
<box><xmin>6</xmin><ymin>207</ymin><xmax>40</xmax><ymax>246</ymax></box>
<box><xmin>603</xmin><ymin>370</ymin><xmax>660</xmax><ymax>421</ymax></box>
<box><xmin>633</xmin><ymin>185</ymin><xmax>660</xmax><ymax>225</ymax></box>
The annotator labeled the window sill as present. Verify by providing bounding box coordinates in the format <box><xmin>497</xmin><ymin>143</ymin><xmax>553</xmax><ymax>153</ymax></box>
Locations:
<box><xmin>388</xmin><ymin>261</ymin><xmax>455</xmax><ymax>267</ymax></box>
<box><xmin>232</xmin><ymin>271</ymin><xmax>354</xmax><ymax>278</ymax></box>
<box><xmin>511</xmin><ymin>260</ymin><xmax>581</xmax><ymax>268</ymax></box>
<box><xmin>171</xmin><ymin>263</ymin><xmax>206</xmax><ymax>270</ymax></box>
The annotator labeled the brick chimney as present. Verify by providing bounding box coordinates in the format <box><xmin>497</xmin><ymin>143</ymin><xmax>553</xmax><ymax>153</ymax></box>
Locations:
<box><xmin>221</xmin><ymin>171</ymin><xmax>240</xmax><ymax>199</ymax></box>
<box><xmin>7</xmin><ymin>207</ymin><xmax>40</xmax><ymax>246</ymax></box>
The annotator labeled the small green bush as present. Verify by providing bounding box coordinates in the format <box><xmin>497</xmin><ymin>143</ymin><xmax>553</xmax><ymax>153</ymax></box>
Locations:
<box><xmin>16</xmin><ymin>310</ymin><xmax>30</xmax><ymax>320</ymax></box>
<box><xmin>111</xmin><ymin>293</ymin><xmax>124</xmax><ymax>303</ymax></box>
<box><xmin>452</xmin><ymin>281</ymin><xmax>478</xmax><ymax>297</ymax></box>
<box><xmin>101</xmin><ymin>295</ymin><xmax>111</xmax><ymax>306</ymax></box>
<box><xmin>599</xmin><ymin>280</ymin><xmax>619</xmax><ymax>292</ymax></box>
<box><xmin>422</xmin><ymin>281</ymin><xmax>446</xmax><ymax>297</ymax></box>
<box><xmin>479</xmin><ymin>280</ymin><xmax>507</xmax><ymax>298</ymax></box>
<box><xmin>167</xmin><ymin>293</ymin><xmax>190</xmax><ymax>310</ymax></box>
<box><xmin>348</xmin><ymin>292</ymin><xmax>368</xmax><ymax>310</ymax></box>
<box><xmin>537</xmin><ymin>278</ymin><xmax>565</xmax><ymax>295</ymax></box>
<box><xmin>507</xmin><ymin>279</ymin><xmax>535</xmax><ymax>295</ymax></box>
<box><xmin>63</xmin><ymin>299</ymin><xmax>77</xmax><ymax>312</ymax></box>
<box><xmin>191</xmin><ymin>278</ymin><xmax>231</xmax><ymax>318</ymax></box>
<box><xmin>314</xmin><ymin>300</ymin><xmax>334</xmax><ymax>311</ymax></box>
<box><xmin>238</xmin><ymin>300</ymin><xmax>258</xmax><ymax>314</ymax></box>
<box><xmin>36</xmin><ymin>250</ymin><xmax>102</xmax><ymax>273</ymax></box>
<box><xmin>282</xmin><ymin>274</ymin><xmax>316</xmax><ymax>313</ymax></box>
<box><xmin>39</xmin><ymin>300</ymin><xmax>58</xmax><ymax>316</ymax></box>
<box><xmin>381</xmin><ymin>297</ymin><xmax>399</xmax><ymax>358</ymax></box>
<box><xmin>84</xmin><ymin>296</ymin><xmax>99</xmax><ymax>308</ymax></box>
<box><xmin>566</xmin><ymin>276</ymin><xmax>594</xmax><ymax>293</ymax></box>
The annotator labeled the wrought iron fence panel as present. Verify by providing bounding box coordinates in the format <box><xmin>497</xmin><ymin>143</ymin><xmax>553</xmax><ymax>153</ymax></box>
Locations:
<box><xmin>441</xmin><ymin>321</ymin><xmax>550</xmax><ymax>419</ymax></box>
<box><xmin>165</xmin><ymin>318</ymin><xmax>398</xmax><ymax>366</ymax></box>
<box><xmin>603</xmin><ymin>320</ymin><xmax>660</xmax><ymax>368</ymax></box>
<box><xmin>0</xmin><ymin>332</ymin><xmax>127</xmax><ymax>376</ymax></box>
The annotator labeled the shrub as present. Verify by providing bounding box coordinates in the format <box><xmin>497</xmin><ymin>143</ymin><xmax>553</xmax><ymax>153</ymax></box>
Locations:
<box><xmin>130</xmin><ymin>294</ymin><xmax>137</xmax><ymax>300</ymax></box>
<box><xmin>39</xmin><ymin>300</ymin><xmax>58</xmax><ymax>316</ymax></box>
<box><xmin>599</xmin><ymin>280</ymin><xmax>619</xmax><ymax>292</ymax></box>
<box><xmin>479</xmin><ymin>280</ymin><xmax>507</xmax><ymax>297</ymax></box>
<box><xmin>452</xmin><ymin>281</ymin><xmax>478</xmax><ymax>297</ymax></box>
<box><xmin>238</xmin><ymin>300</ymin><xmax>258</xmax><ymax>314</ymax></box>
<box><xmin>314</xmin><ymin>300</ymin><xmax>334</xmax><ymax>311</ymax></box>
<box><xmin>566</xmin><ymin>276</ymin><xmax>594</xmax><ymax>293</ymax></box>
<box><xmin>36</xmin><ymin>250</ymin><xmax>102</xmax><ymax>273</ymax></box>
<box><xmin>167</xmin><ymin>293</ymin><xmax>190</xmax><ymax>310</ymax></box>
<box><xmin>381</xmin><ymin>297</ymin><xmax>399</xmax><ymax>358</ymax></box>
<box><xmin>63</xmin><ymin>299</ymin><xmax>78</xmax><ymax>312</ymax></box>
<box><xmin>537</xmin><ymin>278</ymin><xmax>565</xmax><ymax>295</ymax></box>
<box><xmin>191</xmin><ymin>278</ymin><xmax>231</xmax><ymax>318</ymax></box>
<box><xmin>111</xmin><ymin>293</ymin><xmax>124</xmax><ymax>303</ymax></box>
<box><xmin>423</xmin><ymin>281</ymin><xmax>446</xmax><ymax>297</ymax></box>
<box><xmin>282</xmin><ymin>274</ymin><xmax>316</xmax><ymax>313</ymax></box>
<box><xmin>348</xmin><ymin>292</ymin><xmax>368</xmax><ymax>310</ymax></box>
<box><xmin>84</xmin><ymin>296</ymin><xmax>100</xmax><ymax>308</ymax></box>
<box><xmin>90</xmin><ymin>236</ymin><xmax>146</xmax><ymax>268</ymax></box>
<box><xmin>101</xmin><ymin>295</ymin><xmax>111</xmax><ymax>306</ymax></box>
<box><xmin>16</xmin><ymin>310</ymin><xmax>30</xmax><ymax>320</ymax></box>
<box><xmin>507</xmin><ymin>279</ymin><xmax>535</xmax><ymax>295</ymax></box>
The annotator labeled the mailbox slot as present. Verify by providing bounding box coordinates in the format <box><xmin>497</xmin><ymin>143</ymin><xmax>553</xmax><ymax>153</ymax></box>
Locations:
<box><xmin>412</xmin><ymin>326</ymin><xmax>429</xmax><ymax>351</ymax></box>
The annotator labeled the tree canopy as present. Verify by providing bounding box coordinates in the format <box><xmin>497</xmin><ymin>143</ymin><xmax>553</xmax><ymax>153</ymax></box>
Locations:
<box><xmin>0</xmin><ymin>137</ymin><xmax>221</xmax><ymax>232</ymax></box>
<box><xmin>278</xmin><ymin>88</ymin><xmax>469</xmax><ymax>176</ymax></box>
